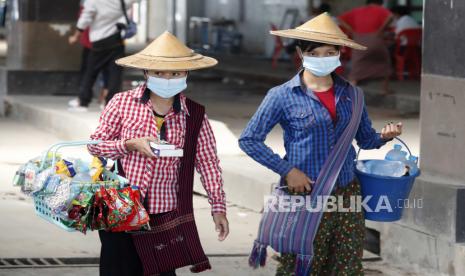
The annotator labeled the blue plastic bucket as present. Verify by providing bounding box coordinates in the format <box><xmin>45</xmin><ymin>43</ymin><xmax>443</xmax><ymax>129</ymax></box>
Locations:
<box><xmin>354</xmin><ymin>138</ymin><xmax>420</xmax><ymax>222</ymax></box>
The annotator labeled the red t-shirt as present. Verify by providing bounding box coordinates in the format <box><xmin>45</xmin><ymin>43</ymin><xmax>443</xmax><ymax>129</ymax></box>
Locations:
<box><xmin>339</xmin><ymin>5</ymin><xmax>392</xmax><ymax>34</ymax></box>
<box><xmin>314</xmin><ymin>86</ymin><xmax>337</xmax><ymax>121</ymax></box>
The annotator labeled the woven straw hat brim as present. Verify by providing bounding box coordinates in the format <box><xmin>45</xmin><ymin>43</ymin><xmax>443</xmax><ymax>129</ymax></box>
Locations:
<box><xmin>270</xmin><ymin>29</ymin><xmax>367</xmax><ymax>50</ymax></box>
<box><xmin>115</xmin><ymin>53</ymin><xmax>218</xmax><ymax>71</ymax></box>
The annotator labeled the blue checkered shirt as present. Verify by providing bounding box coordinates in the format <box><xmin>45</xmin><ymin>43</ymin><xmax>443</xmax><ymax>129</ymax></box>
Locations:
<box><xmin>238</xmin><ymin>73</ymin><xmax>388</xmax><ymax>188</ymax></box>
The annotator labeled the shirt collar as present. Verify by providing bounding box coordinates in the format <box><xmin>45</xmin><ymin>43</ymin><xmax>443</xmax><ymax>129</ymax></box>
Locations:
<box><xmin>289</xmin><ymin>70</ymin><xmax>351</xmax><ymax>104</ymax></box>
<box><xmin>288</xmin><ymin>70</ymin><xmax>303</xmax><ymax>91</ymax></box>
<box><xmin>132</xmin><ymin>83</ymin><xmax>190</xmax><ymax>116</ymax></box>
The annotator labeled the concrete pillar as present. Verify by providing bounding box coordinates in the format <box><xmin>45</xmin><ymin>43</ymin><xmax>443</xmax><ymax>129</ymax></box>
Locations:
<box><xmin>147</xmin><ymin>0</ymin><xmax>206</xmax><ymax>43</ymax></box>
<box><xmin>366</xmin><ymin>1</ymin><xmax>465</xmax><ymax>275</ymax></box>
<box><xmin>130</xmin><ymin>0</ymin><xmax>148</xmax><ymax>44</ymax></box>
<box><xmin>147</xmin><ymin>0</ymin><xmax>169</xmax><ymax>40</ymax></box>
<box><xmin>3</xmin><ymin>0</ymin><xmax>81</xmax><ymax>95</ymax></box>
<box><xmin>174</xmin><ymin>0</ymin><xmax>187</xmax><ymax>43</ymax></box>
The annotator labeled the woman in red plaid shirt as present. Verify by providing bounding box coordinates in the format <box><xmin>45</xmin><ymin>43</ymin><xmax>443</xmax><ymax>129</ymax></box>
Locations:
<box><xmin>88</xmin><ymin>31</ymin><xmax>229</xmax><ymax>276</ymax></box>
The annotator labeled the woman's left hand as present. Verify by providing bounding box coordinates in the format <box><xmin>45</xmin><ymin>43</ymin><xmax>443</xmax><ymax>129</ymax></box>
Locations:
<box><xmin>380</xmin><ymin>122</ymin><xmax>403</xmax><ymax>140</ymax></box>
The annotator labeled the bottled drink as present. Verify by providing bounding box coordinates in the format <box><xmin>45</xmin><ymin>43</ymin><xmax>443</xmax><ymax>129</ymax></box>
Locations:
<box><xmin>404</xmin><ymin>156</ymin><xmax>419</xmax><ymax>176</ymax></box>
<box><xmin>365</xmin><ymin>160</ymin><xmax>406</xmax><ymax>177</ymax></box>
<box><xmin>385</xmin><ymin>144</ymin><xmax>408</xmax><ymax>162</ymax></box>
<box><xmin>356</xmin><ymin>161</ymin><xmax>369</xmax><ymax>173</ymax></box>
<box><xmin>73</xmin><ymin>172</ymin><xmax>92</xmax><ymax>183</ymax></box>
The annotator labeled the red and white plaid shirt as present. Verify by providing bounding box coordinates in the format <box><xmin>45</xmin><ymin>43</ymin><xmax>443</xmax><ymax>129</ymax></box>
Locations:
<box><xmin>88</xmin><ymin>84</ymin><xmax>226</xmax><ymax>214</ymax></box>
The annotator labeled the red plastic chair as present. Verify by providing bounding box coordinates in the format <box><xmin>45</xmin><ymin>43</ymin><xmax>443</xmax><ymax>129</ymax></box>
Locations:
<box><xmin>270</xmin><ymin>23</ymin><xmax>301</xmax><ymax>69</ymax></box>
<box><xmin>394</xmin><ymin>28</ymin><xmax>422</xmax><ymax>80</ymax></box>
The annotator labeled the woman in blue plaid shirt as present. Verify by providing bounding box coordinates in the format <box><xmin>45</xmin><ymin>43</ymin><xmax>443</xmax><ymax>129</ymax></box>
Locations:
<box><xmin>239</xmin><ymin>13</ymin><xmax>402</xmax><ymax>275</ymax></box>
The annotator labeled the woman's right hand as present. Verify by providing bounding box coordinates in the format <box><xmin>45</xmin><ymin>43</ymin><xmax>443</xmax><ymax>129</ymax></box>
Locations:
<box><xmin>68</xmin><ymin>30</ymin><xmax>81</xmax><ymax>45</ymax></box>
<box><xmin>285</xmin><ymin>168</ymin><xmax>314</xmax><ymax>193</ymax></box>
<box><xmin>125</xmin><ymin>137</ymin><xmax>158</xmax><ymax>158</ymax></box>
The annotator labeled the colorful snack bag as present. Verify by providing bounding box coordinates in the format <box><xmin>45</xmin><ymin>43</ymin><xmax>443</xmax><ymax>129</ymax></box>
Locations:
<box><xmin>43</xmin><ymin>174</ymin><xmax>62</xmax><ymax>194</ymax></box>
<box><xmin>23</xmin><ymin>162</ymin><xmax>40</xmax><ymax>194</ymax></box>
<box><xmin>13</xmin><ymin>164</ymin><xmax>27</xmax><ymax>187</ymax></box>
<box><xmin>32</xmin><ymin>167</ymin><xmax>54</xmax><ymax>194</ymax></box>
<box><xmin>68</xmin><ymin>190</ymin><xmax>95</xmax><ymax>234</ymax></box>
<box><xmin>55</xmin><ymin>160</ymin><xmax>76</xmax><ymax>177</ymax></box>
<box><xmin>89</xmin><ymin>157</ymin><xmax>106</xmax><ymax>182</ymax></box>
<box><xmin>44</xmin><ymin>177</ymin><xmax>72</xmax><ymax>214</ymax></box>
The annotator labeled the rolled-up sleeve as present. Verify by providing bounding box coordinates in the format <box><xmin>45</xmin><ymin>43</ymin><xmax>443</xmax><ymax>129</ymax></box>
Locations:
<box><xmin>195</xmin><ymin>114</ymin><xmax>226</xmax><ymax>214</ymax></box>
<box><xmin>238</xmin><ymin>88</ymin><xmax>293</xmax><ymax>177</ymax></box>
<box><xmin>355</xmin><ymin>102</ymin><xmax>388</xmax><ymax>150</ymax></box>
<box><xmin>87</xmin><ymin>94</ymin><xmax>129</xmax><ymax>159</ymax></box>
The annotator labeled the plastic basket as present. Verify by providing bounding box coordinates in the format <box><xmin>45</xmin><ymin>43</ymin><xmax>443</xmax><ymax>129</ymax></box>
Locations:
<box><xmin>33</xmin><ymin>140</ymin><xmax>128</xmax><ymax>231</ymax></box>
<box><xmin>354</xmin><ymin>137</ymin><xmax>420</xmax><ymax>222</ymax></box>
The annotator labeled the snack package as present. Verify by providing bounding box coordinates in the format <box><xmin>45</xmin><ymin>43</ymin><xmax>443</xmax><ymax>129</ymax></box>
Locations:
<box><xmin>42</xmin><ymin>174</ymin><xmax>62</xmax><ymax>194</ymax></box>
<box><xmin>101</xmin><ymin>186</ymin><xmax>135</xmax><ymax>229</ymax></box>
<box><xmin>13</xmin><ymin>164</ymin><xmax>27</xmax><ymax>187</ymax></box>
<box><xmin>116</xmin><ymin>187</ymin><xmax>150</xmax><ymax>231</ymax></box>
<box><xmin>22</xmin><ymin>162</ymin><xmax>40</xmax><ymax>194</ymax></box>
<box><xmin>55</xmin><ymin>159</ymin><xmax>76</xmax><ymax>178</ymax></box>
<box><xmin>89</xmin><ymin>157</ymin><xmax>106</xmax><ymax>182</ymax></box>
<box><xmin>32</xmin><ymin>167</ymin><xmax>54</xmax><ymax>194</ymax></box>
<box><xmin>44</xmin><ymin>177</ymin><xmax>72</xmax><ymax>214</ymax></box>
<box><xmin>89</xmin><ymin>189</ymin><xmax>107</xmax><ymax>231</ymax></box>
<box><xmin>68</xmin><ymin>190</ymin><xmax>95</xmax><ymax>234</ymax></box>
<box><xmin>14</xmin><ymin>151</ymin><xmax>61</xmax><ymax>189</ymax></box>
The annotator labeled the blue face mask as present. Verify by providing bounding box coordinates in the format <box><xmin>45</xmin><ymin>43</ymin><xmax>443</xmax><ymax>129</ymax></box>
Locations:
<box><xmin>302</xmin><ymin>54</ymin><xmax>341</xmax><ymax>77</ymax></box>
<box><xmin>146</xmin><ymin>75</ymin><xmax>187</xmax><ymax>98</ymax></box>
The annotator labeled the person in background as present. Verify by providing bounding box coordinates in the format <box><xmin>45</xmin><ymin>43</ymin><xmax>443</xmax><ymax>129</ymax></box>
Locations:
<box><xmin>96</xmin><ymin>70</ymin><xmax>110</xmax><ymax>109</ymax></box>
<box><xmin>391</xmin><ymin>5</ymin><xmax>420</xmax><ymax>36</ymax></box>
<box><xmin>69</xmin><ymin>0</ymin><xmax>110</xmax><ymax>111</ymax></box>
<box><xmin>68</xmin><ymin>0</ymin><xmax>138</xmax><ymax>112</ymax></box>
<box><xmin>338</xmin><ymin>0</ymin><xmax>394</xmax><ymax>95</ymax></box>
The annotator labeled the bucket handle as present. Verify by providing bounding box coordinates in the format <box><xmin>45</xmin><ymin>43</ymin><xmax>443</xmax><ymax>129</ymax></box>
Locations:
<box><xmin>356</xmin><ymin>137</ymin><xmax>416</xmax><ymax>164</ymax></box>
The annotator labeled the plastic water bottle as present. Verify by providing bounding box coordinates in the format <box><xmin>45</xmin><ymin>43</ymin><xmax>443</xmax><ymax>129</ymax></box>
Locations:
<box><xmin>74</xmin><ymin>159</ymin><xmax>90</xmax><ymax>173</ymax></box>
<box><xmin>404</xmin><ymin>156</ymin><xmax>419</xmax><ymax>176</ymax></box>
<box><xmin>356</xmin><ymin>161</ymin><xmax>369</xmax><ymax>173</ymax></box>
<box><xmin>73</xmin><ymin>172</ymin><xmax>92</xmax><ymax>182</ymax></box>
<box><xmin>365</xmin><ymin>160</ymin><xmax>406</xmax><ymax>177</ymax></box>
<box><xmin>385</xmin><ymin>144</ymin><xmax>408</xmax><ymax>162</ymax></box>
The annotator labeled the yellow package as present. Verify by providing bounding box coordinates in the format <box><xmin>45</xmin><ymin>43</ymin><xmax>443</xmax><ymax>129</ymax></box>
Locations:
<box><xmin>55</xmin><ymin>159</ymin><xmax>76</xmax><ymax>177</ymax></box>
<box><xmin>90</xmin><ymin>157</ymin><xmax>105</xmax><ymax>182</ymax></box>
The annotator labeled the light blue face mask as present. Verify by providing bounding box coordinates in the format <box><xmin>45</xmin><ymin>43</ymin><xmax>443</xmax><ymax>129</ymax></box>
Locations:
<box><xmin>146</xmin><ymin>75</ymin><xmax>188</xmax><ymax>98</ymax></box>
<box><xmin>302</xmin><ymin>54</ymin><xmax>341</xmax><ymax>77</ymax></box>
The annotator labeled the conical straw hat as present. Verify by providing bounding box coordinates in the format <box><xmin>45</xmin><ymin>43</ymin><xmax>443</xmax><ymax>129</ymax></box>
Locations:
<box><xmin>270</xmin><ymin>12</ymin><xmax>367</xmax><ymax>50</ymax></box>
<box><xmin>116</xmin><ymin>31</ymin><xmax>218</xmax><ymax>71</ymax></box>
